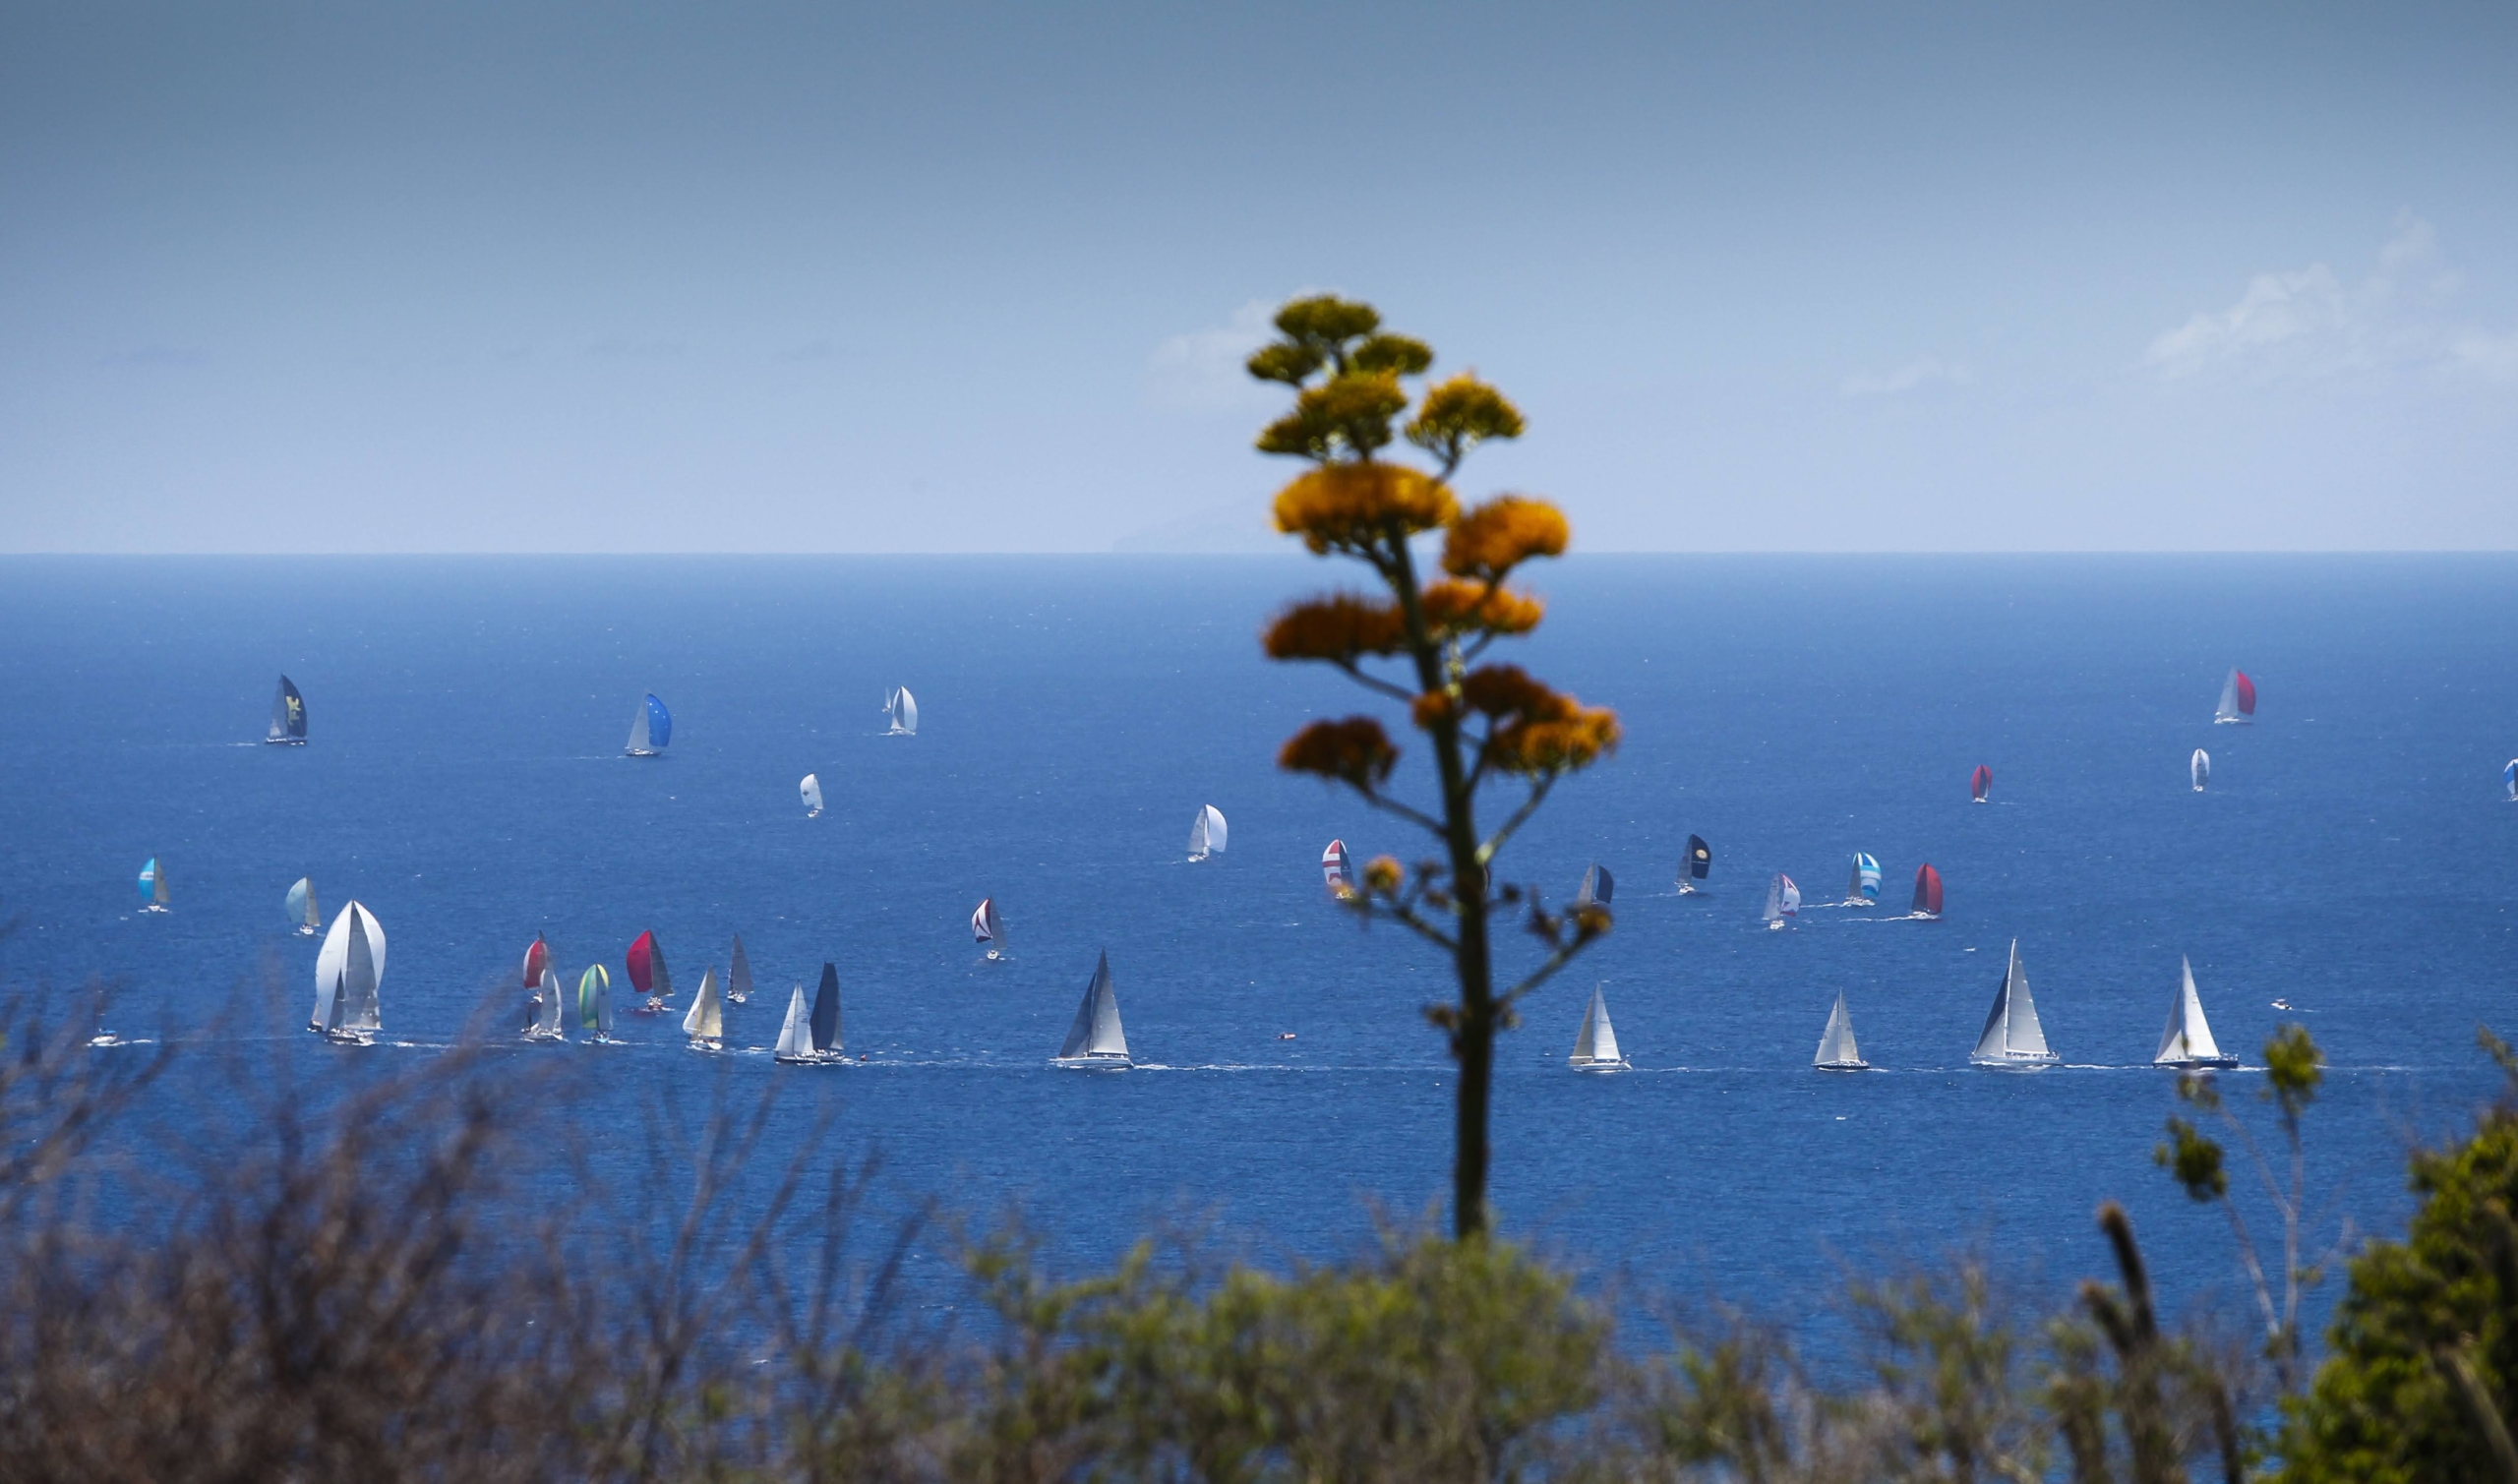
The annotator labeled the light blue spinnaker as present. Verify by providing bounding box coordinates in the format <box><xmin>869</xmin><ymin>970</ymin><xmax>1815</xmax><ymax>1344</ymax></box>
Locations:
<box><xmin>138</xmin><ymin>858</ymin><xmax>167</xmax><ymax>909</ymax></box>
<box><xmin>1845</xmin><ymin>852</ymin><xmax>1881</xmax><ymax>904</ymax></box>
<box><xmin>2506</xmin><ymin>758</ymin><xmax>2517</xmax><ymax>801</ymax></box>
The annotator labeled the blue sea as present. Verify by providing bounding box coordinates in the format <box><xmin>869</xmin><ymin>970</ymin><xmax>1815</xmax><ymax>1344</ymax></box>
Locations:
<box><xmin>1</xmin><ymin>554</ymin><xmax>2511</xmax><ymax>1335</ymax></box>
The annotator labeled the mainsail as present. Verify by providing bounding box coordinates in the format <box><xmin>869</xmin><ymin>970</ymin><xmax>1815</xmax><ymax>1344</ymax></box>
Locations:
<box><xmin>2191</xmin><ymin>748</ymin><xmax>2210</xmax><ymax>792</ymax></box>
<box><xmin>728</xmin><ymin>934</ymin><xmax>754</xmax><ymax>1002</ymax></box>
<box><xmin>313</xmin><ymin>902</ymin><xmax>387</xmax><ymax>1036</ymax></box>
<box><xmin>1911</xmin><ymin>862</ymin><xmax>1944</xmax><ymax>918</ymax></box>
<box><xmin>884</xmin><ymin>687</ymin><xmax>919</xmax><ymax>735</ymax></box>
<box><xmin>1055</xmin><ymin>951</ymin><xmax>1130</xmax><ymax>1064</ymax></box>
<box><xmin>1678</xmin><ymin>834</ymin><xmax>1710</xmax><ymax>892</ymax></box>
<box><xmin>774</xmin><ymin>984</ymin><xmax>809</xmax><ymax>1061</ymax></box>
<box><xmin>1187</xmin><ymin>804</ymin><xmax>1228</xmax><ymax>861</ymax></box>
<box><xmin>1568</xmin><ymin>984</ymin><xmax>1627</xmax><ymax>1069</ymax></box>
<box><xmin>1846</xmin><ymin>852</ymin><xmax>1882</xmax><ymax>904</ymax></box>
<box><xmin>2215</xmin><ymin>669</ymin><xmax>2256</xmax><ymax>725</ymax></box>
<box><xmin>1970</xmin><ymin>765</ymin><xmax>1993</xmax><ymax>803</ymax></box>
<box><xmin>683</xmin><ymin>967</ymin><xmax>724</xmax><ymax>1042</ymax></box>
<box><xmin>1970</xmin><ymin>939</ymin><xmax>2057</xmax><ymax>1065</ymax></box>
<box><xmin>1814</xmin><ymin>992</ymin><xmax>1867</xmax><ymax>1070</ymax></box>
<box><xmin>627</xmin><ymin>693</ymin><xmax>672</xmax><ymax>756</ymax></box>
<box><xmin>809</xmin><ymin>963</ymin><xmax>843</xmax><ymax>1054</ymax></box>
<box><xmin>1762</xmin><ymin>872</ymin><xmax>1800</xmax><ymax>923</ymax></box>
<box><xmin>1321</xmin><ymin>839</ymin><xmax>1353</xmax><ymax>896</ymax></box>
<box><xmin>139</xmin><ymin>858</ymin><xmax>168</xmax><ymax>910</ymax></box>
<box><xmin>535</xmin><ymin>961</ymin><xmax>566</xmax><ymax>1038</ymax></box>
<box><xmin>284</xmin><ymin>876</ymin><xmax>321</xmax><ymax>932</ymax></box>
<box><xmin>268</xmin><ymin>676</ymin><xmax>308</xmax><ymax>744</ymax></box>
<box><xmin>577</xmin><ymin>965</ymin><xmax>613</xmax><ymax>1036</ymax></box>
<box><xmin>2153</xmin><ymin>956</ymin><xmax>2234</xmax><ymax>1068</ymax></box>
<box><xmin>801</xmin><ymin>774</ymin><xmax>823</xmax><ymax>816</ymax></box>
<box><xmin>1576</xmin><ymin>864</ymin><xmax>1615</xmax><ymax>911</ymax></box>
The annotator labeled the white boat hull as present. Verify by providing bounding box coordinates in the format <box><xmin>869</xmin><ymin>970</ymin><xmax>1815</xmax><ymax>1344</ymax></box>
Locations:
<box><xmin>1969</xmin><ymin>1052</ymin><xmax>2059</xmax><ymax>1068</ymax></box>
<box><xmin>1816</xmin><ymin>1058</ymin><xmax>1870</xmax><ymax>1071</ymax></box>
<box><xmin>1567</xmin><ymin>1056</ymin><xmax>1630</xmax><ymax>1073</ymax></box>
<box><xmin>1053</xmin><ymin>1054</ymin><xmax>1131</xmax><ymax>1070</ymax></box>
<box><xmin>264</xmin><ymin>738</ymin><xmax>307</xmax><ymax>746</ymax></box>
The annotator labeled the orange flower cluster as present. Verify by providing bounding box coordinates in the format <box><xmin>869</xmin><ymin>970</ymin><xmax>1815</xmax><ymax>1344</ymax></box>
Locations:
<box><xmin>1264</xmin><ymin>593</ymin><xmax>1407</xmax><ymax>662</ymax></box>
<box><xmin>1362</xmin><ymin>855</ymin><xmax>1404</xmax><ymax>892</ymax></box>
<box><xmin>1404</xmin><ymin>375</ymin><xmax>1525</xmax><ymax>467</ymax></box>
<box><xmin>1278</xmin><ymin>716</ymin><xmax>1402</xmax><ymax>791</ymax></box>
<box><xmin>1417</xmin><ymin>578</ymin><xmax>1543</xmax><ymax>639</ymax></box>
<box><xmin>1421</xmin><ymin>664</ymin><xmax>1619</xmax><ymax>775</ymax></box>
<box><xmin>1272</xmin><ymin>464</ymin><xmax>1458</xmax><ymax>556</ymax></box>
<box><xmin>1442</xmin><ymin>496</ymin><xmax>1569</xmax><ymax>583</ymax></box>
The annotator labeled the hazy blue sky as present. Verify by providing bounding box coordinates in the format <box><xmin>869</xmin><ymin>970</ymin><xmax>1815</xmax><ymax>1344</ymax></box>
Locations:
<box><xmin>4</xmin><ymin>2</ymin><xmax>2512</xmax><ymax>553</ymax></box>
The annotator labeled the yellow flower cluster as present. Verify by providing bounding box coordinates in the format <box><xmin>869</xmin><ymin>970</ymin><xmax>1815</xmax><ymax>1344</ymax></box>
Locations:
<box><xmin>1442</xmin><ymin>496</ymin><xmax>1568</xmax><ymax>583</ymax></box>
<box><xmin>1272</xmin><ymin>465</ymin><xmax>1458</xmax><ymax>556</ymax></box>
<box><xmin>1418</xmin><ymin>664</ymin><xmax>1619</xmax><ymax>776</ymax></box>
<box><xmin>1277</xmin><ymin>716</ymin><xmax>1402</xmax><ymax>790</ymax></box>
<box><xmin>1418</xmin><ymin>578</ymin><xmax>1543</xmax><ymax>638</ymax></box>
<box><xmin>1263</xmin><ymin>593</ymin><xmax>1407</xmax><ymax>662</ymax></box>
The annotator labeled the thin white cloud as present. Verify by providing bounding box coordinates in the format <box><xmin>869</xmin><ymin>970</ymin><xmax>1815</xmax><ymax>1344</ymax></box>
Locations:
<box><xmin>2147</xmin><ymin>215</ymin><xmax>2513</xmax><ymax>383</ymax></box>
<box><xmin>1145</xmin><ymin>300</ymin><xmax>1280</xmax><ymax>411</ymax></box>
<box><xmin>1842</xmin><ymin>356</ymin><xmax>1971</xmax><ymax>397</ymax></box>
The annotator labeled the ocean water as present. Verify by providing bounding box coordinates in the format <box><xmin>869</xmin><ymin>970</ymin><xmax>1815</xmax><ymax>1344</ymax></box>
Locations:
<box><xmin>1</xmin><ymin>554</ymin><xmax>2512</xmax><ymax>1333</ymax></box>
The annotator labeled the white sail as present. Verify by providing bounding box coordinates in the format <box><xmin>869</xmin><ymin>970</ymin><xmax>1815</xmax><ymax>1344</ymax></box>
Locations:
<box><xmin>1188</xmin><ymin>804</ymin><xmax>1227</xmax><ymax>861</ymax></box>
<box><xmin>627</xmin><ymin>700</ymin><xmax>651</xmax><ymax>754</ymax></box>
<box><xmin>1055</xmin><ymin>951</ymin><xmax>1129</xmax><ymax>1063</ymax></box>
<box><xmin>684</xmin><ymin>967</ymin><xmax>724</xmax><ymax>1041</ymax></box>
<box><xmin>1569</xmin><ymin>984</ymin><xmax>1625</xmax><ymax>1068</ymax></box>
<box><xmin>2154</xmin><ymin>956</ymin><xmax>2229</xmax><ymax>1066</ymax></box>
<box><xmin>1971</xmin><ymin>939</ymin><xmax>2056</xmax><ymax>1064</ymax></box>
<box><xmin>1762</xmin><ymin>874</ymin><xmax>1783</xmax><ymax>921</ymax></box>
<box><xmin>884</xmin><ymin>686</ymin><xmax>919</xmax><ymax>735</ymax></box>
<box><xmin>773</xmin><ymin>984</ymin><xmax>809</xmax><ymax>1062</ymax></box>
<box><xmin>536</xmin><ymin>964</ymin><xmax>566</xmax><ymax>1037</ymax></box>
<box><xmin>2191</xmin><ymin>748</ymin><xmax>2210</xmax><ymax>792</ymax></box>
<box><xmin>313</xmin><ymin>903</ymin><xmax>388</xmax><ymax>1033</ymax></box>
<box><xmin>801</xmin><ymin>774</ymin><xmax>822</xmax><ymax>815</ymax></box>
<box><xmin>972</xmin><ymin>897</ymin><xmax>1005</xmax><ymax>956</ymax></box>
<box><xmin>1815</xmin><ymin>992</ymin><xmax>1866</xmax><ymax>1069</ymax></box>
<box><xmin>342</xmin><ymin>905</ymin><xmax>383</xmax><ymax>1033</ymax></box>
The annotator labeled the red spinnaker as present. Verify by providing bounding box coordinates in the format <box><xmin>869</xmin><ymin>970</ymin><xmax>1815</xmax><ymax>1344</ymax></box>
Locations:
<box><xmin>1969</xmin><ymin>765</ymin><xmax>1992</xmax><ymax>802</ymax></box>
<box><xmin>1912</xmin><ymin>863</ymin><xmax>1944</xmax><ymax>916</ymax></box>
<box><xmin>520</xmin><ymin>935</ymin><xmax>548</xmax><ymax>989</ymax></box>
<box><xmin>2233</xmin><ymin>670</ymin><xmax>2256</xmax><ymax>716</ymax></box>
<box><xmin>628</xmin><ymin>930</ymin><xmax>656</xmax><ymax>996</ymax></box>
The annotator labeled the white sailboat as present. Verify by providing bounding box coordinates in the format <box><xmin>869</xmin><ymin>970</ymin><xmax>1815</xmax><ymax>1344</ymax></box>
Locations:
<box><xmin>773</xmin><ymin>983</ymin><xmax>811</xmax><ymax>1063</ymax></box>
<box><xmin>1054</xmin><ymin>950</ymin><xmax>1131</xmax><ymax>1068</ymax></box>
<box><xmin>1574</xmin><ymin>864</ymin><xmax>1614</xmax><ymax>912</ymax></box>
<box><xmin>2190</xmin><ymin>748</ymin><xmax>2210</xmax><ymax>792</ymax></box>
<box><xmin>801</xmin><ymin>773</ymin><xmax>823</xmax><ymax>817</ymax></box>
<box><xmin>883</xmin><ymin>687</ymin><xmax>919</xmax><ymax>736</ymax></box>
<box><xmin>530</xmin><ymin>962</ymin><xmax>567</xmax><ymax>1041</ymax></box>
<box><xmin>311</xmin><ymin>902</ymin><xmax>387</xmax><ymax>1044</ymax></box>
<box><xmin>2214</xmin><ymin>669</ymin><xmax>2255</xmax><ymax>725</ymax></box>
<box><xmin>284</xmin><ymin>876</ymin><xmax>321</xmax><ymax>934</ymax></box>
<box><xmin>2154</xmin><ymin>956</ymin><xmax>2238</xmax><ymax>1070</ymax></box>
<box><xmin>683</xmin><ymin>966</ymin><xmax>725</xmax><ymax>1049</ymax></box>
<box><xmin>1814</xmin><ymin>992</ymin><xmax>1869</xmax><ymax>1070</ymax></box>
<box><xmin>972</xmin><ymin>897</ymin><xmax>1006</xmax><ymax>960</ymax></box>
<box><xmin>1970</xmin><ymin>939</ymin><xmax>2059</xmax><ymax>1067</ymax></box>
<box><xmin>1567</xmin><ymin>984</ymin><xmax>1630</xmax><ymax>1071</ymax></box>
<box><xmin>1187</xmin><ymin>804</ymin><xmax>1228</xmax><ymax>862</ymax></box>
<box><xmin>1761</xmin><ymin>872</ymin><xmax>1800</xmax><ymax>930</ymax></box>
<box><xmin>1842</xmin><ymin>853</ymin><xmax>1881</xmax><ymax>908</ymax></box>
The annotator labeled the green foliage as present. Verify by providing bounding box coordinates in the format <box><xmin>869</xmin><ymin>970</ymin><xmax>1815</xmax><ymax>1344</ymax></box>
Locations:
<box><xmin>2278</xmin><ymin>1029</ymin><xmax>2518</xmax><ymax>1483</ymax></box>
<box><xmin>2265</xmin><ymin>1025</ymin><xmax>2325</xmax><ymax>1125</ymax></box>
<box><xmin>2160</xmin><ymin>1114</ymin><xmax>2232</xmax><ymax>1202</ymax></box>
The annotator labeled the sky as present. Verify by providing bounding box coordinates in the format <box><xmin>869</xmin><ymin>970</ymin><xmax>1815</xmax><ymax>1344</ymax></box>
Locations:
<box><xmin>2</xmin><ymin>1</ymin><xmax>2513</xmax><ymax>554</ymax></box>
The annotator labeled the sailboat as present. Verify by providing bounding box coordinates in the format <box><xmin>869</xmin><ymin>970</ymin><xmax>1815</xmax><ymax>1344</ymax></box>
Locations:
<box><xmin>267</xmin><ymin>676</ymin><xmax>308</xmax><ymax>745</ymax></box>
<box><xmin>1814</xmin><ymin>992</ymin><xmax>1869</xmax><ymax>1070</ymax></box>
<box><xmin>972</xmin><ymin>897</ymin><xmax>1006</xmax><ymax>960</ymax></box>
<box><xmin>801</xmin><ymin>774</ymin><xmax>823</xmax><ymax>817</ymax></box>
<box><xmin>1843</xmin><ymin>853</ymin><xmax>1882</xmax><ymax>907</ymax></box>
<box><xmin>1970</xmin><ymin>765</ymin><xmax>1993</xmax><ymax>803</ymax></box>
<box><xmin>627</xmin><ymin>930</ymin><xmax>673</xmax><ymax>1015</ymax></box>
<box><xmin>1761</xmin><ymin>872</ymin><xmax>1800</xmax><ymax>929</ymax></box>
<box><xmin>577</xmin><ymin>964</ymin><xmax>615</xmax><ymax>1042</ymax></box>
<box><xmin>682</xmin><ymin>967</ymin><xmax>725</xmax><ymax>1049</ymax></box>
<box><xmin>726</xmin><ymin>934</ymin><xmax>753</xmax><ymax>1004</ymax></box>
<box><xmin>284</xmin><ymin>876</ymin><xmax>322</xmax><ymax>934</ymax></box>
<box><xmin>530</xmin><ymin>961</ymin><xmax>567</xmax><ymax>1041</ymax></box>
<box><xmin>1910</xmin><ymin>863</ymin><xmax>1944</xmax><ymax>920</ymax></box>
<box><xmin>2506</xmin><ymin>759</ymin><xmax>2517</xmax><ymax>801</ymax></box>
<box><xmin>1677</xmin><ymin>834</ymin><xmax>1711</xmax><ymax>895</ymax></box>
<box><xmin>626</xmin><ymin>693</ymin><xmax>672</xmax><ymax>757</ymax></box>
<box><xmin>809</xmin><ymin>963</ymin><xmax>843</xmax><ymax>1059</ymax></box>
<box><xmin>1054</xmin><ymin>951</ymin><xmax>1131</xmax><ymax>1068</ymax></box>
<box><xmin>2154</xmin><ymin>956</ymin><xmax>2238</xmax><ymax>1070</ymax></box>
<box><xmin>1575</xmin><ymin>864</ymin><xmax>1615</xmax><ymax>912</ymax></box>
<box><xmin>2191</xmin><ymin>748</ymin><xmax>2211</xmax><ymax>792</ymax></box>
<box><xmin>520</xmin><ymin>935</ymin><xmax>549</xmax><ymax>996</ymax></box>
<box><xmin>311</xmin><ymin>902</ymin><xmax>387</xmax><ymax>1044</ymax></box>
<box><xmin>1567</xmin><ymin>984</ymin><xmax>1630</xmax><ymax>1071</ymax></box>
<box><xmin>1970</xmin><ymin>939</ymin><xmax>2059</xmax><ymax>1067</ymax></box>
<box><xmin>883</xmin><ymin>686</ymin><xmax>919</xmax><ymax>736</ymax></box>
<box><xmin>138</xmin><ymin>858</ymin><xmax>169</xmax><ymax>914</ymax></box>
<box><xmin>519</xmin><ymin>935</ymin><xmax>557</xmax><ymax>1039</ymax></box>
<box><xmin>1321</xmin><ymin>839</ymin><xmax>1353</xmax><ymax>897</ymax></box>
<box><xmin>773</xmin><ymin>983</ymin><xmax>810</xmax><ymax>1062</ymax></box>
<box><xmin>2214</xmin><ymin>669</ymin><xmax>2256</xmax><ymax>725</ymax></box>
<box><xmin>1187</xmin><ymin>804</ymin><xmax>1228</xmax><ymax>861</ymax></box>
